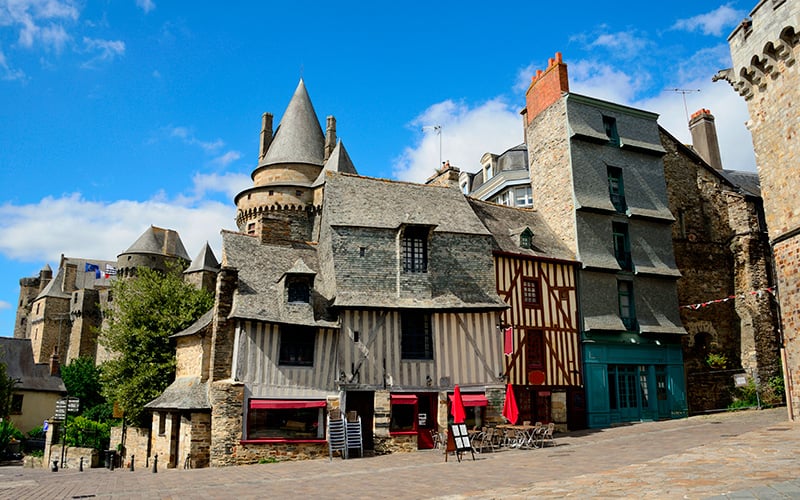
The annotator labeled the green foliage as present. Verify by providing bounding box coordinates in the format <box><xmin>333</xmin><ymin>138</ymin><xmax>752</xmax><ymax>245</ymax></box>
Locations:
<box><xmin>0</xmin><ymin>349</ymin><xmax>20</xmax><ymax>420</ymax></box>
<box><xmin>258</xmin><ymin>456</ymin><xmax>279</xmax><ymax>464</ymax></box>
<box><xmin>26</xmin><ymin>426</ymin><xmax>44</xmax><ymax>439</ymax></box>
<box><xmin>706</xmin><ymin>352</ymin><xmax>728</xmax><ymax>369</ymax></box>
<box><xmin>99</xmin><ymin>265</ymin><xmax>213</xmax><ymax>427</ymax></box>
<box><xmin>64</xmin><ymin>416</ymin><xmax>110</xmax><ymax>449</ymax></box>
<box><xmin>61</xmin><ymin>357</ymin><xmax>107</xmax><ymax>419</ymax></box>
<box><xmin>0</xmin><ymin>419</ymin><xmax>23</xmax><ymax>456</ymax></box>
<box><xmin>728</xmin><ymin>373</ymin><xmax>787</xmax><ymax>410</ymax></box>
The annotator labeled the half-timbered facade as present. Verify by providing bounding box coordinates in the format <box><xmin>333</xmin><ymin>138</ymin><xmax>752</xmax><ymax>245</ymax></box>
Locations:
<box><xmin>469</xmin><ymin>199</ymin><xmax>582</xmax><ymax>430</ymax></box>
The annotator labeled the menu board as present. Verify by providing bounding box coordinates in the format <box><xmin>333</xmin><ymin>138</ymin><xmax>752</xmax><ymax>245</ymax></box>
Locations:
<box><xmin>445</xmin><ymin>423</ymin><xmax>475</xmax><ymax>462</ymax></box>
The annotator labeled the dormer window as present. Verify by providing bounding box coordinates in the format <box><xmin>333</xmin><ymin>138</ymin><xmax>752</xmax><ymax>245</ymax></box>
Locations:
<box><xmin>520</xmin><ymin>228</ymin><xmax>534</xmax><ymax>249</ymax></box>
<box><xmin>603</xmin><ymin>115</ymin><xmax>620</xmax><ymax>146</ymax></box>
<box><xmin>287</xmin><ymin>277</ymin><xmax>311</xmax><ymax>303</ymax></box>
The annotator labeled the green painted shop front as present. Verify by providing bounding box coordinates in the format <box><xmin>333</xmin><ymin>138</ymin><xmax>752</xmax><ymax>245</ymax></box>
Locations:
<box><xmin>583</xmin><ymin>336</ymin><xmax>687</xmax><ymax>428</ymax></box>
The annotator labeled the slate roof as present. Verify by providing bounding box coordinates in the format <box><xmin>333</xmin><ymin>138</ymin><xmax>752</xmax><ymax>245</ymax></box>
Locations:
<box><xmin>259</xmin><ymin>79</ymin><xmax>325</xmax><ymax>168</ymax></box>
<box><xmin>119</xmin><ymin>226</ymin><xmax>191</xmax><ymax>261</ymax></box>
<box><xmin>721</xmin><ymin>170</ymin><xmax>761</xmax><ymax>198</ymax></box>
<box><xmin>0</xmin><ymin>338</ymin><xmax>66</xmax><ymax>393</ymax></box>
<box><xmin>144</xmin><ymin>376</ymin><xmax>209</xmax><ymax>410</ymax></box>
<box><xmin>311</xmin><ymin>140</ymin><xmax>357</xmax><ymax>187</ymax></box>
<box><xmin>171</xmin><ymin>309</ymin><xmax>213</xmax><ymax>339</ymax></box>
<box><xmin>185</xmin><ymin>242</ymin><xmax>220</xmax><ymax>274</ymax></box>
<box><xmin>467</xmin><ymin>199</ymin><xmax>575</xmax><ymax>261</ymax></box>
<box><xmin>221</xmin><ymin>231</ymin><xmax>337</xmax><ymax>327</ymax></box>
<box><xmin>324</xmin><ymin>172</ymin><xmax>491</xmax><ymax>235</ymax></box>
<box><xmin>36</xmin><ymin>257</ymin><xmax>116</xmax><ymax>300</ymax></box>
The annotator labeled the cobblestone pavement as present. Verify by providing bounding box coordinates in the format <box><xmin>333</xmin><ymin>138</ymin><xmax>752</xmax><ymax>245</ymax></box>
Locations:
<box><xmin>1</xmin><ymin>407</ymin><xmax>797</xmax><ymax>499</ymax></box>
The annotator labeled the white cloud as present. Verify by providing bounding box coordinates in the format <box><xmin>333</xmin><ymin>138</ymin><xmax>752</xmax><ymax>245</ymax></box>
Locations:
<box><xmin>392</xmin><ymin>98</ymin><xmax>523</xmax><ymax>183</ymax></box>
<box><xmin>2</xmin><ymin>0</ymin><xmax>79</xmax><ymax>50</ymax></box>
<box><xmin>568</xmin><ymin>60</ymin><xmax>649</xmax><ymax>104</ymax></box>
<box><xmin>0</xmin><ymin>46</ymin><xmax>26</xmax><ymax>80</ymax></box>
<box><xmin>672</xmin><ymin>4</ymin><xmax>745</xmax><ymax>36</ymax></box>
<box><xmin>168</xmin><ymin>126</ymin><xmax>224</xmax><ymax>152</ymax></box>
<box><xmin>136</xmin><ymin>0</ymin><xmax>155</xmax><ymax>14</ymax></box>
<box><xmin>0</xmin><ymin>300</ymin><xmax>10</xmax><ymax>311</ymax></box>
<box><xmin>81</xmin><ymin>36</ymin><xmax>125</xmax><ymax>66</ymax></box>
<box><xmin>212</xmin><ymin>150</ymin><xmax>242</xmax><ymax>167</ymax></box>
<box><xmin>0</xmin><ymin>193</ymin><xmax>236</xmax><ymax>265</ymax></box>
<box><xmin>190</xmin><ymin>172</ymin><xmax>251</xmax><ymax>201</ymax></box>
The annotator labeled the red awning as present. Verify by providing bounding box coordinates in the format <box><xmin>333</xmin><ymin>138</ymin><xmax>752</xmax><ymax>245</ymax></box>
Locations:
<box><xmin>390</xmin><ymin>394</ymin><xmax>418</xmax><ymax>405</ymax></box>
<box><xmin>249</xmin><ymin>399</ymin><xmax>326</xmax><ymax>410</ymax></box>
<box><xmin>449</xmin><ymin>394</ymin><xmax>488</xmax><ymax>407</ymax></box>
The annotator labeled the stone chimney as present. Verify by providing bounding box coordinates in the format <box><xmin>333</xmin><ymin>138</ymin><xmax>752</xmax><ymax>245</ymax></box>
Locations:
<box><xmin>689</xmin><ymin>108</ymin><xmax>723</xmax><ymax>170</ymax></box>
<box><xmin>524</xmin><ymin>52</ymin><xmax>569</xmax><ymax>124</ymax></box>
<box><xmin>259</xmin><ymin>112</ymin><xmax>274</xmax><ymax>161</ymax></box>
<box><xmin>324</xmin><ymin>115</ymin><xmax>337</xmax><ymax>162</ymax></box>
<box><xmin>425</xmin><ymin>160</ymin><xmax>461</xmax><ymax>188</ymax></box>
<box><xmin>49</xmin><ymin>350</ymin><xmax>60</xmax><ymax>376</ymax></box>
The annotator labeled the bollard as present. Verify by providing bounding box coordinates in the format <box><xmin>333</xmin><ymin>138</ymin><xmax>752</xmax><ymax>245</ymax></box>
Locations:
<box><xmin>152</xmin><ymin>454</ymin><xmax>158</xmax><ymax>473</ymax></box>
<box><xmin>110</xmin><ymin>452</ymin><xmax>115</xmax><ymax>471</ymax></box>
<box><xmin>51</xmin><ymin>459</ymin><xmax>58</xmax><ymax>472</ymax></box>
<box><xmin>130</xmin><ymin>454</ymin><xmax>134</xmax><ymax>472</ymax></box>
<box><xmin>79</xmin><ymin>456</ymin><xmax>84</xmax><ymax>472</ymax></box>
<box><xmin>145</xmin><ymin>455</ymin><xmax>149</xmax><ymax>468</ymax></box>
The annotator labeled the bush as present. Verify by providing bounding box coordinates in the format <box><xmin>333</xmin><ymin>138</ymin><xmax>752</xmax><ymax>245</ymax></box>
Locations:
<box><xmin>728</xmin><ymin>373</ymin><xmax>786</xmax><ymax>410</ymax></box>
<box><xmin>0</xmin><ymin>419</ymin><xmax>23</xmax><ymax>457</ymax></box>
<box><xmin>64</xmin><ymin>416</ymin><xmax>110</xmax><ymax>449</ymax></box>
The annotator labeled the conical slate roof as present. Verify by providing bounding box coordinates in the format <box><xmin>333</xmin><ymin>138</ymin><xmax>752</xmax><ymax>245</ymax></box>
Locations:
<box><xmin>312</xmin><ymin>140</ymin><xmax>358</xmax><ymax>187</ymax></box>
<box><xmin>119</xmin><ymin>226</ymin><xmax>191</xmax><ymax>261</ymax></box>
<box><xmin>259</xmin><ymin>79</ymin><xmax>325</xmax><ymax>168</ymax></box>
<box><xmin>185</xmin><ymin>242</ymin><xmax>220</xmax><ymax>274</ymax></box>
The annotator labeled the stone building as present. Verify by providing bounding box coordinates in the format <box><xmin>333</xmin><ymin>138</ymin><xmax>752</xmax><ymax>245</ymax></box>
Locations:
<box><xmin>661</xmin><ymin>110</ymin><xmax>781</xmax><ymax>413</ymax></box>
<box><xmin>13</xmin><ymin>226</ymin><xmax>211</xmax><ymax>367</ymax></box>
<box><xmin>715</xmin><ymin>0</ymin><xmax>800</xmax><ymax>418</ymax></box>
<box><xmin>520</xmin><ymin>54</ymin><xmax>688</xmax><ymax>428</ymax></box>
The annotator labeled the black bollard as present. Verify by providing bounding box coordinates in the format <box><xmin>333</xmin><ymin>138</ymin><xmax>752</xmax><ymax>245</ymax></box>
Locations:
<box><xmin>152</xmin><ymin>454</ymin><xmax>158</xmax><ymax>473</ymax></box>
<box><xmin>51</xmin><ymin>459</ymin><xmax>58</xmax><ymax>472</ymax></box>
<box><xmin>110</xmin><ymin>452</ymin><xmax>115</xmax><ymax>471</ymax></box>
<box><xmin>79</xmin><ymin>456</ymin><xmax>84</xmax><ymax>472</ymax></box>
<box><xmin>145</xmin><ymin>455</ymin><xmax>149</xmax><ymax>468</ymax></box>
<box><xmin>130</xmin><ymin>454</ymin><xmax>134</xmax><ymax>472</ymax></box>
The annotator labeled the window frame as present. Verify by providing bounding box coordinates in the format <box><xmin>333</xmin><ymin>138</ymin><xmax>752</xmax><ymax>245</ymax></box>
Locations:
<box><xmin>10</xmin><ymin>394</ymin><xmax>23</xmax><ymax>415</ymax></box>
<box><xmin>612</xmin><ymin>222</ymin><xmax>632</xmax><ymax>271</ymax></box>
<box><xmin>603</xmin><ymin>115</ymin><xmax>620</xmax><ymax>146</ymax></box>
<box><xmin>389</xmin><ymin>394</ymin><xmax>418</xmax><ymax>435</ymax></box>
<box><xmin>607</xmin><ymin>166</ymin><xmax>627</xmax><ymax>213</ymax></box>
<box><xmin>522</xmin><ymin>277</ymin><xmax>542</xmax><ymax>308</ymax></box>
<box><xmin>400</xmin><ymin>311</ymin><xmax>433</xmax><ymax>360</ymax></box>
<box><xmin>278</xmin><ymin>325</ymin><xmax>316</xmax><ymax>367</ymax></box>
<box><xmin>618</xmin><ymin>280</ymin><xmax>637</xmax><ymax>331</ymax></box>
<box><xmin>402</xmin><ymin>226</ymin><xmax>429</xmax><ymax>274</ymax></box>
<box><xmin>244</xmin><ymin>399</ymin><xmax>326</xmax><ymax>442</ymax></box>
<box><xmin>514</xmin><ymin>185</ymin><xmax>533</xmax><ymax>207</ymax></box>
<box><xmin>286</xmin><ymin>277</ymin><xmax>311</xmax><ymax>303</ymax></box>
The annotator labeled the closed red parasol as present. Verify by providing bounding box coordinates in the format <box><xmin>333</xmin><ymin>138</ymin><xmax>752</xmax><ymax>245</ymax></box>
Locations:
<box><xmin>451</xmin><ymin>385</ymin><xmax>466</xmax><ymax>424</ymax></box>
<box><xmin>502</xmin><ymin>383</ymin><xmax>519</xmax><ymax>425</ymax></box>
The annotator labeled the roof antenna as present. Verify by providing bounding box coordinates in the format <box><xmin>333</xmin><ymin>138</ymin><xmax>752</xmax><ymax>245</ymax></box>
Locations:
<box><xmin>666</xmin><ymin>88</ymin><xmax>701</xmax><ymax>123</ymax></box>
<box><xmin>422</xmin><ymin>125</ymin><xmax>442</xmax><ymax>169</ymax></box>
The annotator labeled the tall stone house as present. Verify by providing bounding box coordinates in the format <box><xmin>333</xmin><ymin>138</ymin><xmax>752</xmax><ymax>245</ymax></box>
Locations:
<box><xmin>661</xmin><ymin>110</ymin><xmax>781</xmax><ymax>413</ymax></box>
<box><xmin>714</xmin><ymin>0</ymin><xmax>800</xmax><ymax>420</ymax></box>
<box><xmin>520</xmin><ymin>54</ymin><xmax>688</xmax><ymax>428</ymax></box>
<box><xmin>13</xmin><ymin>226</ymin><xmax>216</xmax><ymax>367</ymax></box>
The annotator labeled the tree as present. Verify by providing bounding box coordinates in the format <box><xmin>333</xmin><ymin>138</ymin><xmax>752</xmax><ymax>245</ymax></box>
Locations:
<box><xmin>61</xmin><ymin>357</ymin><xmax>109</xmax><ymax>421</ymax></box>
<box><xmin>0</xmin><ymin>349</ymin><xmax>19</xmax><ymax>421</ymax></box>
<box><xmin>99</xmin><ymin>265</ymin><xmax>214</xmax><ymax>427</ymax></box>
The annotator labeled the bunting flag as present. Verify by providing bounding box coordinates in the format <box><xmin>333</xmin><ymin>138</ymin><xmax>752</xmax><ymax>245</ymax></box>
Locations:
<box><xmin>503</xmin><ymin>326</ymin><xmax>514</xmax><ymax>356</ymax></box>
<box><xmin>85</xmin><ymin>262</ymin><xmax>101</xmax><ymax>279</ymax></box>
<box><xmin>681</xmin><ymin>287</ymin><xmax>775</xmax><ymax>310</ymax></box>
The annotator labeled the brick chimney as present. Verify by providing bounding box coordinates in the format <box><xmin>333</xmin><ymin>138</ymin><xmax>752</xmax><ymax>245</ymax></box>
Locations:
<box><xmin>426</xmin><ymin>160</ymin><xmax>461</xmax><ymax>188</ymax></box>
<box><xmin>49</xmin><ymin>350</ymin><xmax>60</xmax><ymax>376</ymax></box>
<box><xmin>524</xmin><ymin>52</ymin><xmax>569</xmax><ymax>124</ymax></box>
<box><xmin>689</xmin><ymin>108</ymin><xmax>723</xmax><ymax>170</ymax></box>
<box><xmin>259</xmin><ymin>112</ymin><xmax>274</xmax><ymax>161</ymax></box>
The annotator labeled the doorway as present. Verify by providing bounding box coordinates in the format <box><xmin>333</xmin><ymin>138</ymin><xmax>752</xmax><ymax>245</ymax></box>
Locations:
<box><xmin>345</xmin><ymin>391</ymin><xmax>374</xmax><ymax>451</ymax></box>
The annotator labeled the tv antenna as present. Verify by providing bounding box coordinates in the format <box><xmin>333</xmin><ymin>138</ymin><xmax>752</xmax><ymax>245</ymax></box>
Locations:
<box><xmin>422</xmin><ymin>125</ymin><xmax>442</xmax><ymax>169</ymax></box>
<box><xmin>666</xmin><ymin>88</ymin><xmax>701</xmax><ymax>123</ymax></box>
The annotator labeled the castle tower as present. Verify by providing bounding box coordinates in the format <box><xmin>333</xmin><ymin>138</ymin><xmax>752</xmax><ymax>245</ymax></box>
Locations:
<box><xmin>14</xmin><ymin>264</ymin><xmax>52</xmax><ymax>339</ymax></box>
<box><xmin>184</xmin><ymin>242</ymin><xmax>220</xmax><ymax>293</ymax></box>
<box><xmin>234</xmin><ymin>79</ymin><xmax>328</xmax><ymax>241</ymax></box>
<box><xmin>716</xmin><ymin>0</ymin><xmax>800</xmax><ymax>419</ymax></box>
<box><xmin>116</xmin><ymin>226</ymin><xmax>191</xmax><ymax>277</ymax></box>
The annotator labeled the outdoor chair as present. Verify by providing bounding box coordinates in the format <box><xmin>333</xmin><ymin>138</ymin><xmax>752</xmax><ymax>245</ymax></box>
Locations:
<box><xmin>539</xmin><ymin>422</ymin><xmax>556</xmax><ymax>448</ymax></box>
<box><xmin>477</xmin><ymin>427</ymin><xmax>496</xmax><ymax>453</ymax></box>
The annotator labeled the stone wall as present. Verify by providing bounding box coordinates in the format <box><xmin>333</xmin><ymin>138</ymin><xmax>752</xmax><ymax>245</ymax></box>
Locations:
<box><xmin>187</xmin><ymin>411</ymin><xmax>211</xmax><ymax>468</ymax></box>
<box><xmin>208</xmin><ymin>379</ymin><xmax>244</xmax><ymax>467</ymax></box>
<box><xmin>774</xmin><ymin>237</ymin><xmax>800</xmax><ymax>416</ymax></box>
<box><xmin>110</xmin><ymin>425</ymin><xmax>150</xmax><ymax>467</ymax></box>
<box><xmin>374</xmin><ymin>434</ymin><xmax>416</xmax><ymax>455</ymax></box>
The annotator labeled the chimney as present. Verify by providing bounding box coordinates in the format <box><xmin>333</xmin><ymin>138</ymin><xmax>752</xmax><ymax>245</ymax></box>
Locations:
<box><xmin>50</xmin><ymin>350</ymin><xmax>60</xmax><ymax>377</ymax></box>
<box><xmin>425</xmin><ymin>160</ymin><xmax>461</xmax><ymax>188</ymax></box>
<box><xmin>259</xmin><ymin>112</ymin><xmax>274</xmax><ymax>161</ymax></box>
<box><xmin>689</xmin><ymin>108</ymin><xmax>723</xmax><ymax>170</ymax></box>
<box><xmin>524</xmin><ymin>52</ymin><xmax>569</xmax><ymax>124</ymax></box>
<box><xmin>324</xmin><ymin>115</ymin><xmax>337</xmax><ymax>162</ymax></box>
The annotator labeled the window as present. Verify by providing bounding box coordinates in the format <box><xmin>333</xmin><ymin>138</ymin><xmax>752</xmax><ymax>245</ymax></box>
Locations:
<box><xmin>461</xmin><ymin>182</ymin><xmax>469</xmax><ymax>195</ymax></box>
<box><xmin>607</xmin><ymin>166</ymin><xmax>626</xmax><ymax>213</ymax></box>
<box><xmin>522</xmin><ymin>277</ymin><xmax>541</xmax><ymax>308</ymax></box>
<box><xmin>10</xmin><ymin>394</ymin><xmax>23</xmax><ymax>414</ymax></box>
<box><xmin>295</xmin><ymin>190</ymin><xmax>303</xmax><ymax>197</ymax></box>
<box><xmin>247</xmin><ymin>399</ymin><xmax>325</xmax><ymax>440</ymax></box>
<box><xmin>279</xmin><ymin>326</ymin><xmax>316</xmax><ymax>366</ymax></box>
<box><xmin>390</xmin><ymin>394</ymin><xmax>418</xmax><ymax>433</ymax></box>
<box><xmin>359</xmin><ymin>247</ymin><xmax>366</xmax><ymax>257</ymax></box>
<box><xmin>287</xmin><ymin>277</ymin><xmax>311</xmax><ymax>303</ymax></box>
<box><xmin>603</xmin><ymin>115</ymin><xmax>620</xmax><ymax>146</ymax></box>
<box><xmin>158</xmin><ymin>411</ymin><xmax>167</xmax><ymax>435</ymax></box>
<box><xmin>402</xmin><ymin>226</ymin><xmax>428</xmax><ymax>273</ymax></box>
<box><xmin>247</xmin><ymin>222</ymin><xmax>256</xmax><ymax>235</ymax></box>
<box><xmin>514</xmin><ymin>186</ymin><xmax>533</xmax><ymax>207</ymax></box>
<box><xmin>496</xmin><ymin>191</ymin><xmax>511</xmax><ymax>206</ymax></box>
<box><xmin>618</xmin><ymin>280</ymin><xmax>637</xmax><ymax>331</ymax></box>
<box><xmin>401</xmin><ymin>311</ymin><xmax>433</xmax><ymax>360</ymax></box>
<box><xmin>520</xmin><ymin>228</ymin><xmax>533</xmax><ymax>250</ymax></box>
<box><xmin>484</xmin><ymin>164</ymin><xmax>494</xmax><ymax>182</ymax></box>
<box><xmin>612</xmin><ymin>222</ymin><xmax>632</xmax><ymax>270</ymax></box>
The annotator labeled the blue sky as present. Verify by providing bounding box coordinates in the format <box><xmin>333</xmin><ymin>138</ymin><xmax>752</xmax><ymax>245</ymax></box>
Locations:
<box><xmin>0</xmin><ymin>1</ymin><xmax>757</xmax><ymax>337</ymax></box>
